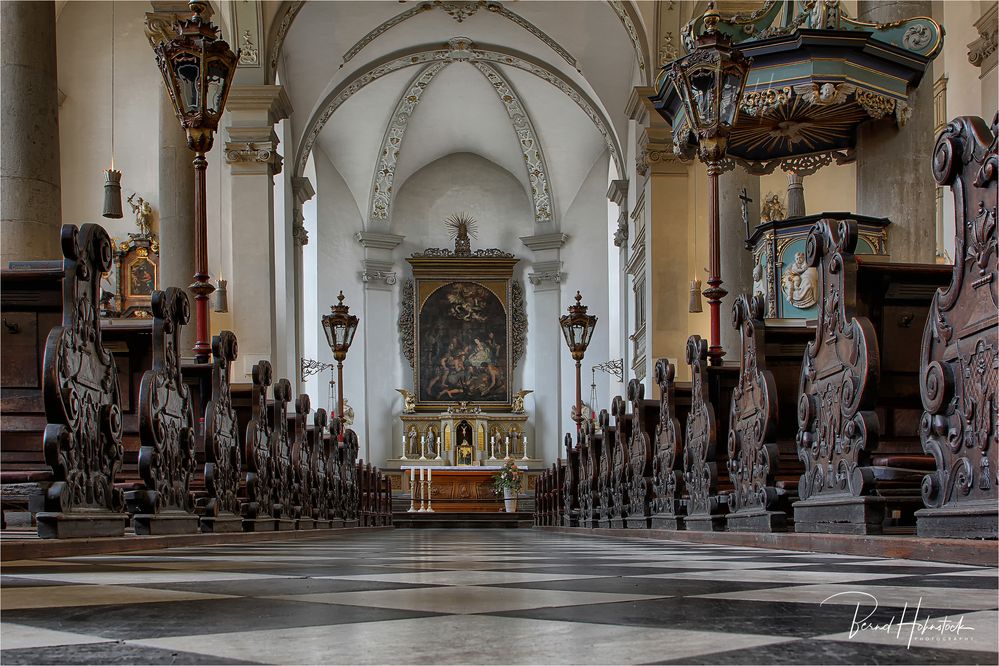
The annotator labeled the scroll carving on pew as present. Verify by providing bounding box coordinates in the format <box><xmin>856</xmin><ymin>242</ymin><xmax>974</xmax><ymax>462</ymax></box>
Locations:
<box><xmin>243</xmin><ymin>361</ymin><xmax>276</xmax><ymax>531</ymax></box>
<box><xmin>270</xmin><ymin>378</ymin><xmax>296</xmax><ymax>530</ymax></box>
<box><xmin>328</xmin><ymin>417</ymin><xmax>345</xmax><ymax>526</ymax></box>
<box><xmin>726</xmin><ymin>294</ymin><xmax>785</xmax><ymax>532</ymax></box>
<box><xmin>684</xmin><ymin>336</ymin><xmax>726</xmax><ymax>531</ymax></box>
<box><xmin>579</xmin><ymin>420</ymin><xmax>597</xmax><ymax>527</ymax></box>
<box><xmin>200</xmin><ymin>331</ymin><xmax>242</xmax><ymax>532</ymax></box>
<box><xmin>597</xmin><ymin>410</ymin><xmax>614</xmax><ymax>527</ymax></box>
<box><xmin>610</xmin><ymin>396</ymin><xmax>630</xmax><ymax>528</ymax></box>
<box><xmin>37</xmin><ymin>224</ymin><xmax>129</xmax><ymax>539</ymax></box>
<box><xmin>292</xmin><ymin>394</ymin><xmax>314</xmax><ymax>529</ymax></box>
<box><xmin>311</xmin><ymin>409</ymin><xmax>331</xmax><ymax>527</ymax></box>
<box><xmin>651</xmin><ymin>358</ymin><xmax>683</xmax><ymax>529</ymax></box>
<box><xmin>794</xmin><ymin>218</ymin><xmax>883</xmax><ymax>534</ymax></box>
<box><xmin>917</xmin><ymin>114</ymin><xmax>998</xmax><ymax>539</ymax></box>
<box><xmin>563</xmin><ymin>432</ymin><xmax>580</xmax><ymax>527</ymax></box>
<box><xmin>124</xmin><ymin>288</ymin><xmax>198</xmax><ymax>535</ymax></box>
<box><xmin>625</xmin><ymin>379</ymin><xmax>653</xmax><ymax>528</ymax></box>
<box><xmin>343</xmin><ymin>428</ymin><xmax>360</xmax><ymax>525</ymax></box>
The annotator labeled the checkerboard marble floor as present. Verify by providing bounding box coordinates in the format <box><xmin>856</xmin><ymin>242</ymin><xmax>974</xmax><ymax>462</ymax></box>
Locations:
<box><xmin>2</xmin><ymin>530</ymin><xmax>996</xmax><ymax>665</ymax></box>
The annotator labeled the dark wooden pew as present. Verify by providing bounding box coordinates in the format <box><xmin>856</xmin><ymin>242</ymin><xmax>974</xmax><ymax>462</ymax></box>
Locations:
<box><xmin>793</xmin><ymin>218</ymin><xmax>951</xmax><ymax>534</ymax></box>
<box><xmin>562</xmin><ymin>432</ymin><xmax>581</xmax><ymax>527</ymax></box>
<box><xmin>916</xmin><ymin>114</ymin><xmax>997</xmax><ymax>539</ymax></box>
<box><xmin>650</xmin><ymin>358</ymin><xmax>692</xmax><ymax>529</ymax></box>
<box><xmin>596</xmin><ymin>411</ymin><xmax>616</xmax><ymax>528</ymax></box>
<box><xmin>199</xmin><ymin>331</ymin><xmax>244</xmax><ymax>532</ymax></box>
<box><xmin>624</xmin><ymin>379</ymin><xmax>660</xmax><ymax>529</ymax></box>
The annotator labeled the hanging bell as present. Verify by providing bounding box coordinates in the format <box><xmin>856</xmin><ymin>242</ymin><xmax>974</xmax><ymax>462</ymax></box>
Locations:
<box><xmin>688</xmin><ymin>278</ymin><xmax>703</xmax><ymax>313</ymax></box>
<box><xmin>102</xmin><ymin>169</ymin><xmax>123</xmax><ymax>219</ymax></box>
<box><xmin>212</xmin><ymin>277</ymin><xmax>229</xmax><ymax>313</ymax></box>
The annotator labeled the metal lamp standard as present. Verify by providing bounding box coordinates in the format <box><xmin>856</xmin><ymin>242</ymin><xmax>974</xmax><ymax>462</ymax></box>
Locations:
<box><xmin>666</xmin><ymin>7</ymin><xmax>749</xmax><ymax>364</ymax></box>
<box><xmin>559</xmin><ymin>291</ymin><xmax>597</xmax><ymax>433</ymax></box>
<box><xmin>322</xmin><ymin>291</ymin><xmax>359</xmax><ymax>419</ymax></box>
<box><xmin>150</xmin><ymin>0</ymin><xmax>238</xmax><ymax>363</ymax></box>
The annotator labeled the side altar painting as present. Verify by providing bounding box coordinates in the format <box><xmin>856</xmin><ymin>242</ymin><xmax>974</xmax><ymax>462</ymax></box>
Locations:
<box><xmin>399</xmin><ymin>214</ymin><xmax>526</xmax><ymax>411</ymax></box>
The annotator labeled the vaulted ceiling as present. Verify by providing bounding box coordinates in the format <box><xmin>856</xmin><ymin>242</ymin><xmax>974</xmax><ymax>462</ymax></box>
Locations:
<box><xmin>274</xmin><ymin>1</ymin><xmax>647</xmax><ymax>229</ymax></box>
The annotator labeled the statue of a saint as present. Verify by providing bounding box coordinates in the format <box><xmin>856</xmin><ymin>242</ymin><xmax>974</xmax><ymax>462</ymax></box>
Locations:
<box><xmin>781</xmin><ymin>251</ymin><xmax>818</xmax><ymax>308</ymax></box>
<box><xmin>127</xmin><ymin>193</ymin><xmax>153</xmax><ymax>237</ymax></box>
<box><xmin>752</xmin><ymin>253</ymin><xmax>767</xmax><ymax>309</ymax></box>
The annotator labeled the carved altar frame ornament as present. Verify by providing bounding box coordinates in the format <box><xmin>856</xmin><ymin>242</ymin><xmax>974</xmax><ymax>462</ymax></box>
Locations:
<box><xmin>916</xmin><ymin>115</ymin><xmax>998</xmax><ymax>538</ymax></box>
<box><xmin>37</xmin><ymin>224</ymin><xmax>129</xmax><ymax>539</ymax></box>
<box><xmin>683</xmin><ymin>336</ymin><xmax>725</xmax><ymax>531</ymax></box>
<box><xmin>201</xmin><ymin>331</ymin><xmax>243</xmax><ymax>532</ymax></box>
<box><xmin>725</xmin><ymin>294</ymin><xmax>785</xmax><ymax>532</ymax></box>
<box><xmin>651</xmin><ymin>358</ymin><xmax>683</xmax><ymax>529</ymax></box>
<box><xmin>793</xmin><ymin>218</ymin><xmax>883</xmax><ymax>534</ymax></box>
<box><xmin>126</xmin><ymin>287</ymin><xmax>199</xmax><ymax>535</ymax></box>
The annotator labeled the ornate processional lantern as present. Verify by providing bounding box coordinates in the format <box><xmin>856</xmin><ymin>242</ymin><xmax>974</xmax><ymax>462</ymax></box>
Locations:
<box><xmin>560</xmin><ymin>291</ymin><xmax>597</xmax><ymax>433</ymax></box>
<box><xmin>322</xmin><ymin>291</ymin><xmax>359</xmax><ymax>420</ymax></box>
<box><xmin>664</xmin><ymin>5</ymin><xmax>749</xmax><ymax>365</ymax></box>
<box><xmin>150</xmin><ymin>0</ymin><xmax>238</xmax><ymax>362</ymax></box>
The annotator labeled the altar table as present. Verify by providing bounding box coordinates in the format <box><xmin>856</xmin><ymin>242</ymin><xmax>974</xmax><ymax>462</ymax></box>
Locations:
<box><xmin>402</xmin><ymin>465</ymin><xmax>528</xmax><ymax>512</ymax></box>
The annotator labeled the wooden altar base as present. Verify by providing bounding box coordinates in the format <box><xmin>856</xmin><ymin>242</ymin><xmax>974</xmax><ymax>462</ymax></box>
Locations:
<box><xmin>393</xmin><ymin>511</ymin><xmax>534</xmax><ymax>529</ymax></box>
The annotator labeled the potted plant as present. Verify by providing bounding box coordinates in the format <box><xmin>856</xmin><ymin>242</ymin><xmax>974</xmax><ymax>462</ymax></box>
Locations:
<box><xmin>492</xmin><ymin>459</ymin><xmax>523</xmax><ymax>512</ymax></box>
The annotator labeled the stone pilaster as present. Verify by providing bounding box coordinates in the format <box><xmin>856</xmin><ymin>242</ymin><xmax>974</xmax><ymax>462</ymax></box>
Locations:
<box><xmin>291</xmin><ymin>176</ymin><xmax>314</xmax><ymax>387</ymax></box>
<box><xmin>1</xmin><ymin>0</ymin><xmax>61</xmax><ymax>265</ymax></box>
<box><xmin>855</xmin><ymin>1</ymin><xmax>936</xmax><ymax>264</ymax></box>
<box><xmin>522</xmin><ymin>232</ymin><xmax>568</xmax><ymax>464</ymax></box>
<box><xmin>223</xmin><ymin>84</ymin><xmax>291</xmax><ymax>379</ymax></box>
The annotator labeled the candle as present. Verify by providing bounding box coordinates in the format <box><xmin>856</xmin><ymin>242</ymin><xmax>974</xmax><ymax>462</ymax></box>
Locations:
<box><xmin>428</xmin><ymin>467</ymin><xmax>432</xmax><ymax>481</ymax></box>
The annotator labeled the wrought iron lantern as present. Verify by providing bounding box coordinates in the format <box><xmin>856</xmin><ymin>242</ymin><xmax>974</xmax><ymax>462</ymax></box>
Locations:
<box><xmin>322</xmin><ymin>291</ymin><xmax>359</xmax><ymax>418</ymax></box>
<box><xmin>150</xmin><ymin>0</ymin><xmax>237</xmax><ymax>362</ymax></box>
<box><xmin>560</xmin><ymin>291</ymin><xmax>597</xmax><ymax>429</ymax></box>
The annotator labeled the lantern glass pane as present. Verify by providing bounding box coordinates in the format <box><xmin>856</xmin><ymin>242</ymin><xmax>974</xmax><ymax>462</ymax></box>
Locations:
<box><xmin>571</xmin><ymin>322</ymin><xmax>586</xmax><ymax>347</ymax></box>
<box><xmin>560</xmin><ymin>322</ymin><xmax>572</xmax><ymax>348</ymax></box>
<box><xmin>720</xmin><ymin>71</ymin><xmax>743</xmax><ymax>126</ymax></box>
<box><xmin>175</xmin><ymin>58</ymin><xmax>200</xmax><ymax>114</ymax></box>
<box><xmin>689</xmin><ymin>68</ymin><xmax>717</xmax><ymax>128</ymax></box>
<box><xmin>205</xmin><ymin>61</ymin><xmax>229</xmax><ymax>115</ymax></box>
<box><xmin>322</xmin><ymin>319</ymin><xmax>335</xmax><ymax>348</ymax></box>
<box><xmin>345</xmin><ymin>320</ymin><xmax>357</xmax><ymax>347</ymax></box>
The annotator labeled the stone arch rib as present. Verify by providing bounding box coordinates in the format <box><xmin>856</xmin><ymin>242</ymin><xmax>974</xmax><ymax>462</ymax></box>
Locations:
<box><xmin>369</xmin><ymin>62</ymin><xmax>450</xmax><ymax>224</ymax></box>
<box><xmin>472</xmin><ymin>62</ymin><xmax>554</xmax><ymax>224</ymax></box>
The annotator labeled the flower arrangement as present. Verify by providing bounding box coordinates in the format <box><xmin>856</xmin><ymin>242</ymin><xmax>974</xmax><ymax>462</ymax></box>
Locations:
<box><xmin>492</xmin><ymin>459</ymin><xmax>523</xmax><ymax>495</ymax></box>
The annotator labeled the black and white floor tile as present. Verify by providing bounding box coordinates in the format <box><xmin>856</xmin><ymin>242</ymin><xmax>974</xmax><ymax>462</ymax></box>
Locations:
<box><xmin>1</xmin><ymin>530</ymin><xmax>996</xmax><ymax>665</ymax></box>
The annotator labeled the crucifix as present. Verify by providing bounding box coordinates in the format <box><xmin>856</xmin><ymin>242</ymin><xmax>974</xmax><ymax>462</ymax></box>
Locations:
<box><xmin>739</xmin><ymin>187</ymin><xmax>753</xmax><ymax>249</ymax></box>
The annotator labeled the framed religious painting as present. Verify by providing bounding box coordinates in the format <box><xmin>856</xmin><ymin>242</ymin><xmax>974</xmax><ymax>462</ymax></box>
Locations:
<box><xmin>400</xmin><ymin>214</ymin><xmax>526</xmax><ymax>412</ymax></box>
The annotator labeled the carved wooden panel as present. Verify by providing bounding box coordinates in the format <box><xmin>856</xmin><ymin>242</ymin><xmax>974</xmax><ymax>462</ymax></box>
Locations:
<box><xmin>579</xmin><ymin>421</ymin><xmax>596</xmax><ymax>524</ymax></box>
<box><xmin>727</xmin><ymin>294</ymin><xmax>781</xmax><ymax>517</ymax></box>
<box><xmin>292</xmin><ymin>394</ymin><xmax>312</xmax><ymax>522</ymax></box>
<box><xmin>270</xmin><ymin>378</ymin><xmax>294</xmax><ymax>522</ymax></box>
<box><xmin>38</xmin><ymin>224</ymin><xmax>128</xmax><ymax>538</ymax></box>
<box><xmin>125</xmin><ymin>288</ymin><xmax>197</xmax><ymax>532</ymax></box>
<box><xmin>243</xmin><ymin>361</ymin><xmax>275</xmax><ymax>522</ymax></box>
<box><xmin>203</xmin><ymin>331</ymin><xmax>242</xmax><ymax>522</ymax></box>
<box><xmin>626</xmin><ymin>379</ymin><xmax>653</xmax><ymax>523</ymax></box>
<box><xmin>610</xmin><ymin>395</ymin><xmax>631</xmax><ymax>524</ymax></box>
<box><xmin>918</xmin><ymin>115</ymin><xmax>998</xmax><ymax>538</ymax></box>
<box><xmin>342</xmin><ymin>429</ymin><xmax>360</xmax><ymax>522</ymax></box>
<box><xmin>684</xmin><ymin>336</ymin><xmax>722</xmax><ymax>525</ymax></box>
<box><xmin>795</xmin><ymin>219</ymin><xmax>879</xmax><ymax>502</ymax></box>
<box><xmin>598</xmin><ymin>411</ymin><xmax>614</xmax><ymax>525</ymax></box>
<box><xmin>311</xmin><ymin>409</ymin><xmax>330</xmax><ymax>522</ymax></box>
<box><xmin>651</xmin><ymin>358</ymin><xmax>683</xmax><ymax>522</ymax></box>
<box><xmin>563</xmin><ymin>432</ymin><xmax>579</xmax><ymax>525</ymax></box>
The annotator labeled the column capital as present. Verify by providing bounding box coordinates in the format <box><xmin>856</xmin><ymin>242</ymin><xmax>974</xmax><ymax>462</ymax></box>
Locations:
<box><xmin>606</xmin><ymin>179</ymin><xmax>628</xmax><ymax>207</ymax></box>
<box><xmin>528</xmin><ymin>260</ymin><xmax>564</xmax><ymax>292</ymax></box>
<box><xmin>520</xmin><ymin>232</ymin><xmax>568</xmax><ymax>253</ymax></box>
<box><xmin>292</xmin><ymin>176</ymin><xmax>316</xmax><ymax>206</ymax></box>
<box><xmin>968</xmin><ymin>2</ymin><xmax>998</xmax><ymax>73</ymax></box>
<box><xmin>224</xmin><ymin>129</ymin><xmax>282</xmax><ymax>176</ymax></box>
<box><xmin>625</xmin><ymin>85</ymin><xmax>657</xmax><ymax>124</ymax></box>
<box><xmin>360</xmin><ymin>259</ymin><xmax>398</xmax><ymax>291</ymax></box>
<box><xmin>637</xmin><ymin>126</ymin><xmax>685</xmax><ymax>177</ymax></box>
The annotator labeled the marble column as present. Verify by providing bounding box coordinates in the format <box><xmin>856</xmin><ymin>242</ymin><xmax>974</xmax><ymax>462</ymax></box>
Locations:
<box><xmin>522</xmin><ymin>232</ymin><xmax>568</xmax><ymax>465</ymax></box>
<box><xmin>855</xmin><ymin>0</ymin><xmax>936</xmax><ymax>264</ymax></box>
<box><xmin>718</xmin><ymin>167</ymin><xmax>759</xmax><ymax>357</ymax></box>
<box><xmin>1</xmin><ymin>0</ymin><xmax>61</xmax><ymax>265</ymax></box>
<box><xmin>157</xmin><ymin>91</ymin><xmax>197</xmax><ymax>356</ymax></box>
<box><xmin>224</xmin><ymin>85</ymin><xmax>291</xmax><ymax>379</ymax></box>
<box><xmin>356</xmin><ymin>231</ymin><xmax>404</xmax><ymax>466</ymax></box>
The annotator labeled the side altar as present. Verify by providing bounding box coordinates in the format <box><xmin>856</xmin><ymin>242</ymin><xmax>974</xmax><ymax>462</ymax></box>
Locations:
<box><xmin>387</xmin><ymin>215</ymin><xmax>542</xmax><ymax>487</ymax></box>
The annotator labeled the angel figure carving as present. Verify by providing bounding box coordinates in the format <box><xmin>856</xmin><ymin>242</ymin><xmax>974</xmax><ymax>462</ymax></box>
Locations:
<box><xmin>793</xmin><ymin>82</ymin><xmax>855</xmax><ymax>106</ymax></box>
<box><xmin>512</xmin><ymin>389</ymin><xmax>533</xmax><ymax>414</ymax></box>
<box><xmin>395</xmin><ymin>388</ymin><xmax>417</xmax><ymax>413</ymax></box>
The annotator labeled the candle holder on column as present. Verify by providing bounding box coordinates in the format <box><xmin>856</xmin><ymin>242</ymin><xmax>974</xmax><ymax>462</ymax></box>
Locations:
<box><xmin>419</xmin><ymin>435</ymin><xmax>427</xmax><ymax>461</ymax></box>
<box><xmin>488</xmin><ymin>436</ymin><xmax>497</xmax><ymax>461</ymax></box>
<box><xmin>407</xmin><ymin>470</ymin><xmax>417</xmax><ymax>512</ymax></box>
<box><xmin>417</xmin><ymin>469</ymin><xmax>426</xmax><ymax>512</ymax></box>
<box><xmin>504</xmin><ymin>437</ymin><xmax>510</xmax><ymax>460</ymax></box>
<box><xmin>400</xmin><ymin>435</ymin><xmax>409</xmax><ymax>461</ymax></box>
<box><xmin>434</xmin><ymin>436</ymin><xmax>442</xmax><ymax>461</ymax></box>
<box><xmin>424</xmin><ymin>472</ymin><xmax>434</xmax><ymax>513</ymax></box>
<box><xmin>521</xmin><ymin>434</ymin><xmax>530</xmax><ymax>461</ymax></box>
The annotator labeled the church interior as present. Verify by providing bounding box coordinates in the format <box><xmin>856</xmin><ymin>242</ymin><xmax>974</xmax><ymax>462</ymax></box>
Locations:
<box><xmin>1</xmin><ymin>0</ymin><xmax>997</xmax><ymax>663</ymax></box>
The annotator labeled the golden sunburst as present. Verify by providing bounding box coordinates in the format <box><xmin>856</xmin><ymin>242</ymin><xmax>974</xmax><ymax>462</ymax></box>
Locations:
<box><xmin>444</xmin><ymin>212</ymin><xmax>478</xmax><ymax>241</ymax></box>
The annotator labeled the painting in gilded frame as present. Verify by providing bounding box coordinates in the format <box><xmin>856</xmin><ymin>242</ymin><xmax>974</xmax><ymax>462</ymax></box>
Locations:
<box><xmin>417</xmin><ymin>280</ymin><xmax>510</xmax><ymax>405</ymax></box>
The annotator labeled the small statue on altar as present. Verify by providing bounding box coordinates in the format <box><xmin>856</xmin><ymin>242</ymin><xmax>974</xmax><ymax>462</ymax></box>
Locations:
<box><xmin>512</xmin><ymin>389</ymin><xmax>533</xmax><ymax>414</ymax></box>
<box><xmin>127</xmin><ymin>193</ymin><xmax>153</xmax><ymax>237</ymax></box>
<box><xmin>781</xmin><ymin>251</ymin><xmax>819</xmax><ymax>308</ymax></box>
<box><xmin>407</xmin><ymin>427</ymin><xmax>418</xmax><ymax>457</ymax></box>
<box><xmin>395</xmin><ymin>388</ymin><xmax>417</xmax><ymax>413</ymax></box>
<box><xmin>752</xmin><ymin>254</ymin><xmax>767</xmax><ymax>305</ymax></box>
<box><xmin>456</xmin><ymin>421</ymin><xmax>474</xmax><ymax>466</ymax></box>
<box><xmin>760</xmin><ymin>193</ymin><xmax>786</xmax><ymax>223</ymax></box>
